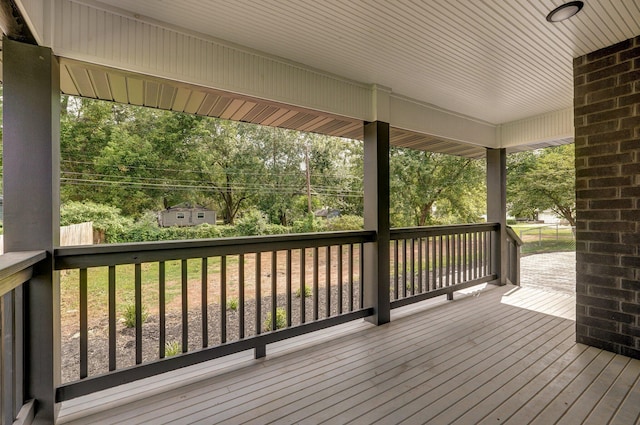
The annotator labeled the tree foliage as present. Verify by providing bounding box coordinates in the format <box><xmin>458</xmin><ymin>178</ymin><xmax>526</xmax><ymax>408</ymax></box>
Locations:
<box><xmin>507</xmin><ymin>144</ymin><xmax>575</xmax><ymax>225</ymax></box>
<box><xmin>59</xmin><ymin>95</ymin><xmax>493</xmax><ymax>237</ymax></box>
<box><xmin>389</xmin><ymin>148</ymin><xmax>485</xmax><ymax>227</ymax></box>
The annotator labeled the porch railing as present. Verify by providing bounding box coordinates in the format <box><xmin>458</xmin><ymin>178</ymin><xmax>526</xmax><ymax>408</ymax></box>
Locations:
<box><xmin>54</xmin><ymin>231</ymin><xmax>375</xmax><ymax>402</ymax></box>
<box><xmin>0</xmin><ymin>250</ymin><xmax>47</xmax><ymax>425</ymax></box>
<box><xmin>389</xmin><ymin>223</ymin><xmax>499</xmax><ymax>309</ymax></box>
<box><xmin>53</xmin><ymin>222</ymin><xmax>507</xmax><ymax>403</ymax></box>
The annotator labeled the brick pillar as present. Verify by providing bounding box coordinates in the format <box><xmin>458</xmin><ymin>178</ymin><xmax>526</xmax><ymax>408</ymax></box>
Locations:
<box><xmin>574</xmin><ymin>35</ymin><xmax>640</xmax><ymax>359</ymax></box>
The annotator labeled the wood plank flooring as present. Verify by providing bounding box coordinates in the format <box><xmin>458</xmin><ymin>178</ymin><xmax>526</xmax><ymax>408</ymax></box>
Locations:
<box><xmin>57</xmin><ymin>285</ymin><xmax>640</xmax><ymax>424</ymax></box>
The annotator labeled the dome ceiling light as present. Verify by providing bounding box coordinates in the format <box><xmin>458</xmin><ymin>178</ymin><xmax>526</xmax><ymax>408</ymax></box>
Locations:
<box><xmin>546</xmin><ymin>1</ymin><xmax>584</xmax><ymax>22</ymax></box>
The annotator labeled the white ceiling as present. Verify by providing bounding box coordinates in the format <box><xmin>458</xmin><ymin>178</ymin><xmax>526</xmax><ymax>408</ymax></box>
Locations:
<box><xmin>96</xmin><ymin>0</ymin><xmax>640</xmax><ymax>125</ymax></box>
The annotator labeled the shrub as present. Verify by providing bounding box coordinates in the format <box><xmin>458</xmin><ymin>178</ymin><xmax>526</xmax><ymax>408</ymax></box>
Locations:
<box><xmin>164</xmin><ymin>341</ymin><xmax>181</xmax><ymax>357</ymax></box>
<box><xmin>292</xmin><ymin>213</ymin><xmax>326</xmax><ymax>234</ymax></box>
<box><xmin>263</xmin><ymin>223</ymin><xmax>290</xmax><ymax>235</ymax></box>
<box><xmin>122</xmin><ymin>303</ymin><xmax>149</xmax><ymax>328</ymax></box>
<box><xmin>263</xmin><ymin>308</ymin><xmax>287</xmax><ymax>331</ymax></box>
<box><xmin>235</xmin><ymin>209</ymin><xmax>269</xmax><ymax>236</ymax></box>
<box><xmin>61</xmin><ymin>201</ymin><xmax>133</xmax><ymax>242</ymax></box>
<box><xmin>227</xmin><ymin>297</ymin><xmax>239</xmax><ymax>311</ymax></box>
<box><xmin>324</xmin><ymin>215</ymin><xmax>364</xmax><ymax>231</ymax></box>
<box><xmin>295</xmin><ymin>286</ymin><xmax>312</xmax><ymax>298</ymax></box>
<box><xmin>115</xmin><ymin>218</ymin><xmax>233</xmax><ymax>243</ymax></box>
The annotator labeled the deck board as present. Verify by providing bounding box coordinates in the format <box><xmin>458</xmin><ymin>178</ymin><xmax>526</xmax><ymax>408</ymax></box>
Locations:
<box><xmin>58</xmin><ymin>284</ymin><xmax>640</xmax><ymax>425</ymax></box>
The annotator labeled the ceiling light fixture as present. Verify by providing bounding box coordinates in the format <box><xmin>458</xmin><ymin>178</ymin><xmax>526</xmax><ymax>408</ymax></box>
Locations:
<box><xmin>546</xmin><ymin>1</ymin><xmax>584</xmax><ymax>22</ymax></box>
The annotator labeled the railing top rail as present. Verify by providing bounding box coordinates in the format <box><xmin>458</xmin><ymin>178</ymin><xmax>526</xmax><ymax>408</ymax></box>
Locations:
<box><xmin>390</xmin><ymin>222</ymin><xmax>499</xmax><ymax>240</ymax></box>
<box><xmin>54</xmin><ymin>230</ymin><xmax>376</xmax><ymax>270</ymax></box>
<box><xmin>506</xmin><ymin>226</ymin><xmax>524</xmax><ymax>246</ymax></box>
<box><xmin>0</xmin><ymin>250</ymin><xmax>47</xmax><ymax>297</ymax></box>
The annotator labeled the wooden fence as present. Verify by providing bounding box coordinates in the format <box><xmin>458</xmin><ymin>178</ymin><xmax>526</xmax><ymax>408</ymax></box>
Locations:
<box><xmin>0</xmin><ymin>222</ymin><xmax>93</xmax><ymax>254</ymax></box>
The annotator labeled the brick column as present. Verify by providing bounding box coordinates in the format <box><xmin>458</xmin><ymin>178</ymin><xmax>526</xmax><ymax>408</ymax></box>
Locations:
<box><xmin>574</xmin><ymin>35</ymin><xmax>640</xmax><ymax>359</ymax></box>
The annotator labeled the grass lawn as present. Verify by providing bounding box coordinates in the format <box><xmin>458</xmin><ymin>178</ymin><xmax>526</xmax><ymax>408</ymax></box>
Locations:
<box><xmin>60</xmin><ymin>257</ymin><xmax>231</xmax><ymax>323</ymax></box>
<box><xmin>509</xmin><ymin>223</ymin><xmax>575</xmax><ymax>255</ymax></box>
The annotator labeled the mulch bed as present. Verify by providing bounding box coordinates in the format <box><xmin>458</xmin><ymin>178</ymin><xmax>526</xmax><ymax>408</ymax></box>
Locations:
<box><xmin>61</xmin><ymin>285</ymin><xmax>362</xmax><ymax>383</ymax></box>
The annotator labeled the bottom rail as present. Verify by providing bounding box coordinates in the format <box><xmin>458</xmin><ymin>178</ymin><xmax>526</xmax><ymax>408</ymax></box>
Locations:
<box><xmin>390</xmin><ymin>275</ymin><xmax>497</xmax><ymax>310</ymax></box>
<box><xmin>56</xmin><ymin>308</ymin><xmax>372</xmax><ymax>402</ymax></box>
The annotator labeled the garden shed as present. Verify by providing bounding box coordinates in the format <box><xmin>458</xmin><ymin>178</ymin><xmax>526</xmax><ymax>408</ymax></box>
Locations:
<box><xmin>158</xmin><ymin>203</ymin><xmax>216</xmax><ymax>227</ymax></box>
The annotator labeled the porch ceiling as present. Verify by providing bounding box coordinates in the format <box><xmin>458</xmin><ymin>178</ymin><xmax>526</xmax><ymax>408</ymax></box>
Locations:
<box><xmin>91</xmin><ymin>0</ymin><xmax>640</xmax><ymax>124</ymax></box>
<box><xmin>59</xmin><ymin>58</ymin><xmax>489</xmax><ymax>158</ymax></box>
<box><xmin>12</xmin><ymin>0</ymin><xmax>640</xmax><ymax>156</ymax></box>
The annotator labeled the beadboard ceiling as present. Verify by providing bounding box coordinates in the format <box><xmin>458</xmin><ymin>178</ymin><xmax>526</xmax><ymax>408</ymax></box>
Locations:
<box><xmin>96</xmin><ymin>0</ymin><xmax>640</xmax><ymax>125</ymax></box>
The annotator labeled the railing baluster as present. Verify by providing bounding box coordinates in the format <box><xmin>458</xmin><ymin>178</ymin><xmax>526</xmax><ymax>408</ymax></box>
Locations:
<box><xmin>271</xmin><ymin>251</ymin><xmax>277</xmax><ymax>331</ymax></box>
<box><xmin>457</xmin><ymin>233</ymin><xmax>462</xmax><ymax>283</ymax></box>
<box><xmin>255</xmin><ymin>252</ymin><xmax>261</xmax><ymax>335</ymax></box>
<box><xmin>300</xmin><ymin>248</ymin><xmax>306</xmax><ymax>324</ymax></box>
<box><xmin>348</xmin><ymin>244</ymin><xmax>354</xmax><ymax>312</ymax></box>
<box><xmin>451</xmin><ymin>234</ymin><xmax>455</xmax><ymax>285</ymax></box>
<box><xmin>393</xmin><ymin>240</ymin><xmax>399</xmax><ymax>300</ymax></box>
<box><xmin>338</xmin><ymin>245</ymin><xmax>343</xmax><ymax>315</ymax></box>
<box><xmin>135</xmin><ymin>263</ymin><xmax>143</xmax><ymax>363</ymax></box>
<box><xmin>431</xmin><ymin>237</ymin><xmax>437</xmax><ymax>291</ymax></box>
<box><xmin>313</xmin><ymin>247</ymin><xmax>319</xmax><ymax>321</ymax></box>
<box><xmin>425</xmin><ymin>236</ymin><xmax>430</xmax><ymax>291</ymax></box>
<box><xmin>479</xmin><ymin>231</ymin><xmax>484</xmax><ymax>276</ymax></box>
<box><xmin>255</xmin><ymin>252</ymin><xmax>265</xmax><ymax>358</ymax></box>
<box><xmin>402</xmin><ymin>239</ymin><xmax>407</xmax><ymax>298</ymax></box>
<box><xmin>13</xmin><ymin>287</ymin><xmax>24</xmax><ymax>418</ymax></box>
<box><xmin>486</xmin><ymin>230</ymin><xmax>490</xmax><ymax>276</ymax></box>
<box><xmin>286</xmin><ymin>250</ymin><xmax>292</xmax><ymax>328</ymax></box>
<box><xmin>202</xmin><ymin>257</ymin><xmax>208</xmax><ymax>348</ymax></box>
<box><xmin>220</xmin><ymin>256</ymin><xmax>226</xmax><ymax>343</ymax></box>
<box><xmin>2</xmin><ymin>291</ymin><xmax>15</xmax><ymax>425</ymax></box>
<box><xmin>159</xmin><ymin>262</ymin><xmax>166</xmax><ymax>359</ymax></box>
<box><xmin>474</xmin><ymin>232</ymin><xmax>479</xmax><ymax>279</ymax></box>
<box><xmin>108</xmin><ymin>266</ymin><xmax>116</xmax><ymax>369</ymax></box>
<box><xmin>480</xmin><ymin>231</ymin><xmax>485</xmax><ymax>277</ymax></box>
<box><xmin>410</xmin><ymin>238</ymin><xmax>415</xmax><ymax>295</ymax></box>
<box><xmin>439</xmin><ymin>235</ymin><xmax>443</xmax><ymax>287</ymax></box>
<box><xmin>446</xmin><ymin>234</ymin><xmax>451</xmax><ymax>287</ymax></box>
<box><xmin>418</xmin><ymin>237</ymin><xmax>423</xmax><ymax>293</ymax></box>
<box><xmin>359</xmin><ymin>242</ymin><xmax>364</xmax><ymax>309</ymax></box>
<box><xmin>180</xmin><ymin>260</ymin><xmax>188</xmax><ymax>354</ymax></box>
<box><xmin>80</xmin><ymin>268</ymin><xmax>88</xmax><ymax>378</ymax></box>
<box><xmin>239</xmin><ymin>254</ymin><xmax>245</xmax><ymax>339</ymax></box>
<box><xmin>462</xmin><ymin>233</ymin><xmax>466</xmax><ymax>283</ymax></box>
<box><xmin>484</xmin><ymin>231</ymin><xmax>489</xmax><ymax>276</ymax></box>
<box><xmin>478</xmin><ymin>232</ymin><xmax>484</xmax><ymax>277</ymax></box>
<box><xmin>325</xmin><ymin>246</ymin><xmax>331</xmax><ymax>318</ymax></box>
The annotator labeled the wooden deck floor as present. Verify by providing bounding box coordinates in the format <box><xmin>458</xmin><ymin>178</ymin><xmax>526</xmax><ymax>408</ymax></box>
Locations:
<box><xmin>57</xmin><ymin>284</ymin><xmax>640</xmax><ymax>424</ymax></box>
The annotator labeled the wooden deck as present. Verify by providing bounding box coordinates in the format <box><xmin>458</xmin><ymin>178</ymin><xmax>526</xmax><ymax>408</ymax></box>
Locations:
<box><xmin>57</xmin><ymin>284</ymin><xmax>640</xmax><ymax>424</ymax></box>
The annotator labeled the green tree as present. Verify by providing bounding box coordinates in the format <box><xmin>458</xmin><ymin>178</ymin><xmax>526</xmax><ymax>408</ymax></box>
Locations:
<box><xmin>389</xmin><ymin>148</ymin><xmax>485</xmax><ymax>227</ymax></box>
<box><xmin>188</xmin><ymin>119</ymin><xmax>265</xmax><ymax>224</ymax></box>
<box><xmin>507</xmin><ymin>144</ymin><xmax>575</xmax><ymax>226</ymax></box>
<box><xmin>92</xmin><ymin>127</ymin><xmax>163</xmax><ymax>216</ymax></box>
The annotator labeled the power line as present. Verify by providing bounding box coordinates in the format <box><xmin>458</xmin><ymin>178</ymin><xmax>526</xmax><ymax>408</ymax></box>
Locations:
<box><xmin>60</xmin><ymin>178</ymin><xmax>364</xmax><ymax>198</ymax></box>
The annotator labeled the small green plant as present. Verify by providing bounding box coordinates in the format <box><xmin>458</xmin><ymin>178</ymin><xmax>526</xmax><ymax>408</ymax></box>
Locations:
<box><xmin>122</xmin><ymin>303</ymin><xmax>149</xmax><ymax>328</ymax></box>
<box><xmin>164</xmin><ymin>341</ymin><xmax>181</xmax><ymax>357</ymax></box>
<box><xmin>263</xmin><ymin>308</ymin><xmax>287</xmax><ymax>331</ymax></box>
<box><xmin>294</xmin><ymin>286</ymin><xmax>312</xmax><ymax>298</ymax></box>
<box><xmin>227</xmin><ymin>297</ymin><xmax>239</xmax><ymax>311</ymax></box>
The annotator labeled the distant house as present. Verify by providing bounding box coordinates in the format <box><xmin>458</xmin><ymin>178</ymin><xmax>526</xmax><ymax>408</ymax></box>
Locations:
<box><xmin>158</xmin><ymin>203</ymin><xmax>216</xmax><ymax>227</ymax></box>
<box><xmin>314</xmin><ymin>207</ymin><xmax>340</xmax><ymax>219</ymax></box>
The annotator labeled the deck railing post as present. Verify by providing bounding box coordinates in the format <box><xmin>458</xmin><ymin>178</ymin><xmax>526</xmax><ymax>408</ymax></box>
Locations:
<box><xmin>3</xmin><ymin>38</ymin><xmax>61</xmax><ymax>423</ymax></box>
<box><xmin>363</xmin><ymin>120</ymin><xmax>391</xmax><ymax>325</ymax></box>
<box><xmin>486</xmin><ymin>148</ymin><xmax>507</xmax><ymax>285</ymax></box>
